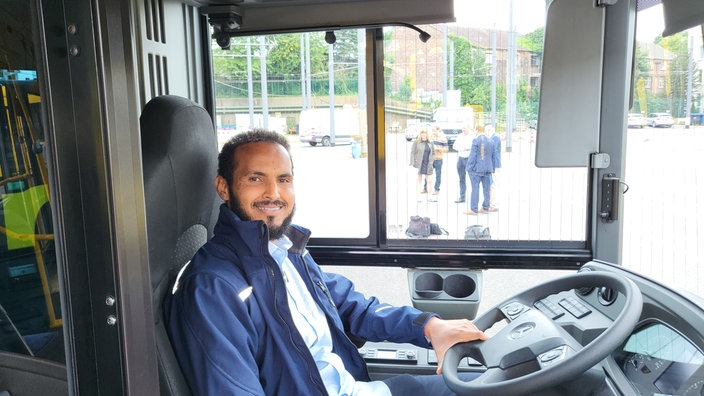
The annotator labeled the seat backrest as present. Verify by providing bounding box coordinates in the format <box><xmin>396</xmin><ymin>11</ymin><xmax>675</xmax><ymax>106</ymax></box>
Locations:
<box><xmin>140</xmin><ymin>95</ymin><xmax>219</xmax><ymax>396</ymax></box>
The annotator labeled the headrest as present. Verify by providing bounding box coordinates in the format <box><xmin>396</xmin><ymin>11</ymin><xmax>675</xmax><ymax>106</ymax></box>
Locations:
<box><xmin>140</xmin><ymin>95</ymin><xmax>219</xmax><ymax>302</ymax></box>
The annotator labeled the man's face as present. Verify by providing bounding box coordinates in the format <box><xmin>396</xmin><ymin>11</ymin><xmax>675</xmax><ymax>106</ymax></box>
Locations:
<box><xmin>216</xmin><ymin>141</ymin><xmax>295</xmax><ymax>240</ymax></box>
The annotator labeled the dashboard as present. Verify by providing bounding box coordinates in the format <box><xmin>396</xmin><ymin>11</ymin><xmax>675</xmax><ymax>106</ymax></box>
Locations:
<box><xmin>362</xmin><ymin>261</ymin><xmax>704</xmax><ymax>395</ymax></box>
<box><xmin>613</xmin><ymin>322</ymin><xmax>704</xmax><ymax>395</ymax></box>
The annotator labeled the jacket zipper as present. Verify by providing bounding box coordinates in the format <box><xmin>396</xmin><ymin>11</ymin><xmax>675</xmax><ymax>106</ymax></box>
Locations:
<box><xmin>316</xmin><ymin>280</ymin><xmax>336</xmax><ymax>306</ymax></box>
<box><xmin>305</xmin><ymin>265</ymin><xmax>371</xmax><ymax>380</ymax></box>
<box><xmin>268</xmin><ymin>264</ymin><xmax>328</xmax><ymax>395</ymax></box>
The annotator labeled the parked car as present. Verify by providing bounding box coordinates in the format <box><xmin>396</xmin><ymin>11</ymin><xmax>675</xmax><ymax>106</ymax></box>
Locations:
<box><xmin>646</xmin><ymin>112</ymin><xmax>674</xmax><ymax>128</ymax></box>
<box><xmin>627</xmin><ymin>113</ymin><xmax>646</xmax><ymax>128</ymax></box>
<box><xmin>404</xmin><ymin>120</ymin><xmax>431</xmax><ymax>141</ymax></box>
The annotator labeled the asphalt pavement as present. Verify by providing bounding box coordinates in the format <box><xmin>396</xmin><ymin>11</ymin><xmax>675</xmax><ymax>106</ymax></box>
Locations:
<box><xmin>288</xmin><ymin>125</ymin><xmax>704</xmax><ymax>312</ymax></box>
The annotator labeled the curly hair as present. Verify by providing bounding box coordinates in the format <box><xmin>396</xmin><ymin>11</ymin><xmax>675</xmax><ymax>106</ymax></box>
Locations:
<box><xmin>217</xmin><ymin>129</ymin><xmax>292</xmax><ymax>186</ymax></box>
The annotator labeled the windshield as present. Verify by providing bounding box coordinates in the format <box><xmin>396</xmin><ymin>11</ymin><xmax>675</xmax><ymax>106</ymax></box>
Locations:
<box><xmin>208</xmin><ymin>1</ymin><xmax>703</xmax><ymax>298</ymax></box>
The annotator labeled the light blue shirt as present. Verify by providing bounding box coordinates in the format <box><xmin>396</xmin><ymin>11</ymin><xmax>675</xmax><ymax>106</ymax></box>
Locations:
<box><xmin>269</xmin><ymin>237</ymin><xmax>391</xmax><ymax>396</ymax></box>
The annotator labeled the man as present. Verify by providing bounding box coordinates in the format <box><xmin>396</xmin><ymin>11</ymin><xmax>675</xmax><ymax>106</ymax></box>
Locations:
<box><xmin>165</xmin><ymin>129</ymin><xmax>488</xmax><ymax>395</ymax></box>
<box><xmin>451</xmin><ymin>124</ymin><xmax>473</xmax><ymax>203</ymax></box>
<box><xmin>464</xmin><ymin>126</ymin><xmax>497</xmax><ymax>215</ymax></box>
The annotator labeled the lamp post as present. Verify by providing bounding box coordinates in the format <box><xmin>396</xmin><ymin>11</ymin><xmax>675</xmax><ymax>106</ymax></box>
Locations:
<box><xmin>685</xmin><ymin>33</ymin><xmax>693</xmax><ymax>129</ymax></box>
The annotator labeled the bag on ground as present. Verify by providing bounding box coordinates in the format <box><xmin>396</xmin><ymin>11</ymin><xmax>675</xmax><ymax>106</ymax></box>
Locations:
<box><xmin>406</xmin><ymin>216</ymin><xmax>431</xmax><ymax>238</ymax></box>
<box><xmin>464</xmin><ymin>225</ymin><xmax>491</xmax><ymax>240</ymax></box>
<box><xmin>430</xmin><ymin>223</ymin><xmax>448</xmax><ymax>235</ymax></box>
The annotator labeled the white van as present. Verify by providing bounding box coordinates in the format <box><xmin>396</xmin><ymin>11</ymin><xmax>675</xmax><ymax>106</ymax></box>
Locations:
<box><xmin>298</xmin><ymin>106</ymin><xmax>364</xmax><ymax>146</ymax></box>
<box><xmin>430</xmin><ymin>106</ymin><xmax>474</xmax><ymax>148</ymax></box>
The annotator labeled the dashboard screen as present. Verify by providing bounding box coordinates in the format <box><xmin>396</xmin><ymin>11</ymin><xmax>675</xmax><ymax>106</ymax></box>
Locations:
<box><xmin>613</xmin><ymin>322</ymin><xmax>704</xmax><ymax>395</ymax></box>
<box><xmin>376</xmin><ymin>349</ymin><xmax>398</xmax><ymax>360</ymax></box>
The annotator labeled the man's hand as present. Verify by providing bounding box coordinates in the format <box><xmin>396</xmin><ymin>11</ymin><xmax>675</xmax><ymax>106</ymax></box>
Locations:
<box><xmin>423</xmin><ymin>316</ymin><xmax>489</xmax><ymax>375</ymax></box>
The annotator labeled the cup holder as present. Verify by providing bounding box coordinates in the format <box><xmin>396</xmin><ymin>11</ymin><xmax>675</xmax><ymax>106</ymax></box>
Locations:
<box><xmin>443</xmin><ymin>274</ymin><xmax>476</xmax><ymax>298</ymax></box>
<box><xmin>412</xmin><ymin>271</ymin><xmax>479</xmax><ymax>301</ymax></box>
<box><xmin>414</xmin><ymin>273</ymin><xmax>443</xmax><ymax>298</ymax></box>
<box><xmin>409</xmin><ymin>270</ymin><xmax>482</xmax><ymax>319</ymax></box>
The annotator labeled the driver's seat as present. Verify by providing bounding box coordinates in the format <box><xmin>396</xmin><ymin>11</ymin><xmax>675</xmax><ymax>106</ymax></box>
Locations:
<box><xmin>140</xmin><ymin>95</ymin><xmax>220</xmax><ymax>396</ymax></box>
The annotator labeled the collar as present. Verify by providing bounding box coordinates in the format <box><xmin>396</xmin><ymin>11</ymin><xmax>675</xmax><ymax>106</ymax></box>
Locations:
<box><xmin>268</xmin><ymin>235</ymin><xmax>293</xmax><ymax>265</ymax></box>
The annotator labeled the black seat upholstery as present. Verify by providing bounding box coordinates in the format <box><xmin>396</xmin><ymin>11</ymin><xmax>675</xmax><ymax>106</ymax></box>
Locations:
<box><xmin>140</xmin><ymin>95</ymin><xmax>220</xmax><ymax>396</ymax></box>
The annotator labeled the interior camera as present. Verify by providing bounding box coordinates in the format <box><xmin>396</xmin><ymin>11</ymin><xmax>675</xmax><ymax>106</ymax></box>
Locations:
<box><xmin>215</xmin><ymin>34</ymin><xmax>231</xmax><ymax>50</ymax></box>
<box><xmin>325</xmin><ymin>31</ymin><xmax>336</xmax><ymax>44</ymax></box>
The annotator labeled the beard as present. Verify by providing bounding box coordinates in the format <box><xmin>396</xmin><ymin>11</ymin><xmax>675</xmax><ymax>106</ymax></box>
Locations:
<box><xmin>228</xmin><ymin>187</ymin><xmax>294</xmax><ymax>240</ymax></box>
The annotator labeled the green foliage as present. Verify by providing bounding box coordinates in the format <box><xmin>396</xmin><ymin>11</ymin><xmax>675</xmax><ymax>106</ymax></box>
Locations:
<box><xmin>449</xmin><ymin>34</ymin><xmax>493</xmax><ymax>109</ymax></box>
<box><xmin>641</xmin><ymin>32</ymin><xmax>701</xmax><ymax>117</ymax></box>
<box><xmin>631</xmin><ymin>43</ymin><xmax>651</xmax><ymax>114</ymax></box>
<box><xmin>518</xmin><ymin>27</ymin><xmax>544</xmax><ymax>58</ymax></box>
<box><xmin>398</xmin><ymin>76</ymin><xmax>412</xmax><ymax>102</ymax></box>
<box><xmin>211</xmin><ymin>27</ymin><xmax>545</xmax><ymax>120</ymax></box>
<box><xmin>517</xmin><ymin>77</ymin><xmax>538</xmax><ymax>118</ymax></box>
<box><xmin>213</xmin><ymin>31</ymin><xmax>361</xmax><ymax>98</ymax></box>
<box><xmin>449</xmin><ymin>29</ymin><xmax>540</xmax><ymax>119</ymax></box>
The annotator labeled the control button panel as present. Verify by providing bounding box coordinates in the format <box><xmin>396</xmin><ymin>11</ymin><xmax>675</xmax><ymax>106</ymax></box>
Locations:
<box><xmin>534</xmin><ymin>299</ymin><xmax>566</xmax><ymax>320</ymax></box>
<box><xmin>501</xmin><ymin>302</ymin><xmax>529</xmax><ymax>320</ymax></box>
<box><xmin>558</xmin><ymin>296</ymin><xmax>592</xmax><ymax>319</ymax></box>
<box><xmin>538</xmin><ymin>346</ymin><xmax>568</xmax><ymax>367</ymax></box>
<box><xmin>359</xmin><ymin>347</ymin><xmax>418</xmax><ymax>364</ymax></box>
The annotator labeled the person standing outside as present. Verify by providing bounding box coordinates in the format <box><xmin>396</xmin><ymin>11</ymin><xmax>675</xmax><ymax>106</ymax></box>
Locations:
<box><xmin>429</xmin><ymin>126</ymin><xmax>448</xmax><ymax>195</ymax></box>
<box><xmin>165</xmin><ymin>129</ymin><xmax>488</xmax><ymax>395</ymax></box>
<box><xmin>487</xmin><ymin>124</ymin><xmax>501</xmax><ymax>210</ymax></box>
<box><xmin>409</xmin><ymin>129</ymin><xmax>435</xmax><ymax>201</ymax></box>
<box><xmin>452</xmin><ymin>124</ymin><xmax>473</xmax><ymax>203</ymax></box>
<box><xmin>464</xmin><ymin>125</ymin><xmax>497</xmax><ymax>215</ymax></box>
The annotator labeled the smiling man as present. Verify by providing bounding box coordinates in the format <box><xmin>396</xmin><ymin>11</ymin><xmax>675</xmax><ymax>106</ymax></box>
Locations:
<box><xmin>216</xmin><ymin>135</ymin><xmax>295</xmax><ymax>240</ymax></box>
<box><xmin>165</xmin><ymin>129</ymin><xmax>487</xmax><ymax>396</ymax></box>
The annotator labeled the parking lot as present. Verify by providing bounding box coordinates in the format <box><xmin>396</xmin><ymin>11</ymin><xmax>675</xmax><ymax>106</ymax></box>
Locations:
<box><xmin>287</xmin><ymin>125</ymin><xmax>704</xmax><ymax>311</ymax></box>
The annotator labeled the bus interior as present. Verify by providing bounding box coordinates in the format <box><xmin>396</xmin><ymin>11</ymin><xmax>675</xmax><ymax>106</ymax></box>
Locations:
<box><xmin>1</xmin><ymin>0</ymin><xmax>704</xmax><ymax>395</ymax></box>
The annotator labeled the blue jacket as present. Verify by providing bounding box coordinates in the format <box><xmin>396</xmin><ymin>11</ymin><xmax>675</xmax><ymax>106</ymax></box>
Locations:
<box><xmin>466</xmin><ymin>134</ymin><xmax>495</xmax><ymax>176</ymax></box>
<box><xmin>164</xmin><ymin>204</ymin><xmax>432</xmax><ymax>395</ymax></box>
<box><xmin>490</xmin><ymin>134</ymin><xmax>501</xmax><ymax>169</ymax></box>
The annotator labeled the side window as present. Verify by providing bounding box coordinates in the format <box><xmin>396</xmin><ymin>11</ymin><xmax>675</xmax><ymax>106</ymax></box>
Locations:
<box><xmin>624</xmin><ymin>4</ymin><xmax>703</xmax><ymax>297</ymax></box>
<box><xmin>213</xmin><ymin>30</ymin><xmax>371</xmax><ymax>240</ymax></box>
<box><xmin>0</xmin><ymin>3</ymin><xmax>64</xmax><ymax>362</ymax></box>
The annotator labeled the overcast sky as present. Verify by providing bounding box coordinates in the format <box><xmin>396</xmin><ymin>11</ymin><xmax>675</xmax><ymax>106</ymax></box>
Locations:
<box><xmin>454</xmin><ymin>0</ymin><xmax>545</xmax><ymax>33</ymax></box>
<box><xmin>636</xmin><ymin>4</ymin><xmax>665</xmax><ymax>42</ymax></box>
<box><xmin>453</xmin><ymin>1</ymin><xmax>666</xmax><ymax>42</ymax></box>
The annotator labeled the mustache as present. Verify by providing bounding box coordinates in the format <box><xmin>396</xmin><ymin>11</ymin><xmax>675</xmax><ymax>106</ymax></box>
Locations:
<box><xmin>253</xmin><ymin>200</ymin><xmax>287</xmax><ymax>207</ymax></box>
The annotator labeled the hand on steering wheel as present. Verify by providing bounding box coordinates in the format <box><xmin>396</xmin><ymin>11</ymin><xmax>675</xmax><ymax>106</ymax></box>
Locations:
<box><xmin>442</xmin><ymin>271</ymin><xmax>642</xmax><ymax>396</ymax></box>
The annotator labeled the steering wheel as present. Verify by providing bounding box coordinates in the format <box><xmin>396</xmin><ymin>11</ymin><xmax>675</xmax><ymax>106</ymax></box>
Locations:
<box><xmin>442</xmin><ymin>271</ymin><xmax>642</xmax><ymax>396</ymax></box>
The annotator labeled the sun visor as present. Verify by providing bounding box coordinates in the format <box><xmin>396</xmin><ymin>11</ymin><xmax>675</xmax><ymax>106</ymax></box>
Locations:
<box><xmin>203</xmin><ymin>0</ymin><xmax>454</xmax><ymax>36</ymax></box>
<box><xmin>662</xmin><ymin>0</ymin><xmax>704</xmax><ymax>36</ymax></box>
<box><xmin>535</xmin><ymin>0</ymin><xmax>605</xmax><ymax>167</ymax></box>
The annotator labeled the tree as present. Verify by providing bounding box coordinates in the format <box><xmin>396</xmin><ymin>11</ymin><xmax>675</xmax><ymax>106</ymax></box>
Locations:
<box><xmin>518</xmin><ymin>27</ymin><xmax>544</xmax><ymax>59</ymax></box>
<box><xmin>449</xmin><ymin>34</ymin><xmax>493</xmax><ymax>110</ymax></box>
<box><xmin>210</xmin><ymin>31</ymin><xmax>357</xmax><ymax>98</ymax></box>
<box><xmin>517</xmin><ymin>27</ymin><xmax>543</xmax><ymax>119</ymax></box>
<box><xmin>632</xmin><ymin>43</ymin><xmax>651</xmax><ymax>114</ymax></box>
<box><xmin>325</xmin><ymin>30</ymin><xmax>361</xmax><ymax>95</ymax></box>
<box><xmin>654</xmin><ymin>32</ymin><xmax>701</xmax><ymax>117</ymax></box>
